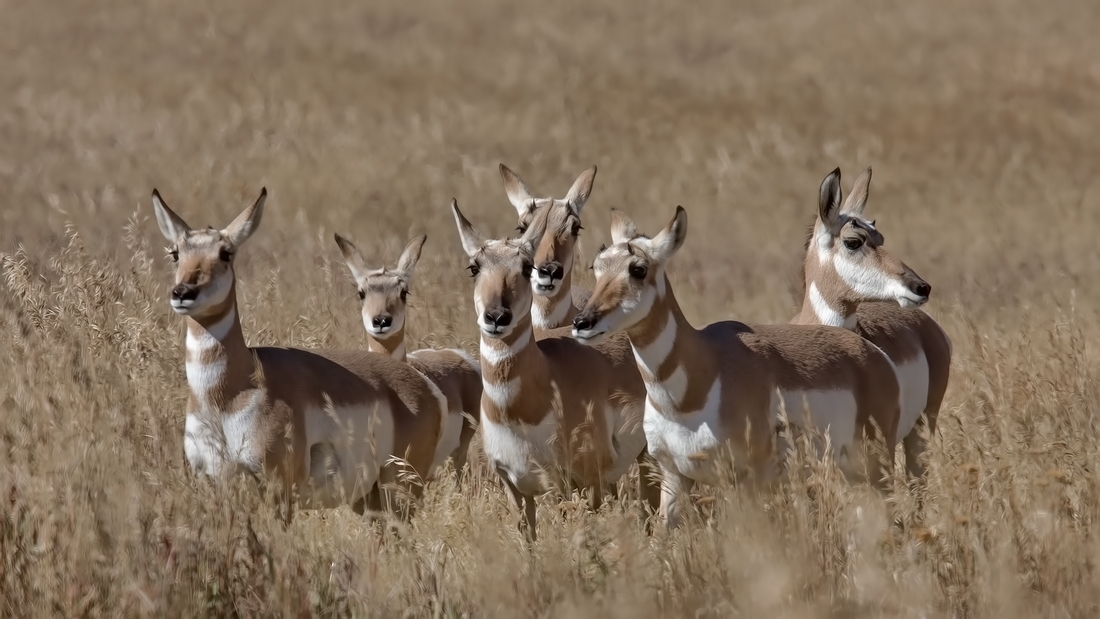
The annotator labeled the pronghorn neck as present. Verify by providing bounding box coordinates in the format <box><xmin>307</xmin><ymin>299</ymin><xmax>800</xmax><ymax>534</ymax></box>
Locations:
<box><xmin>183</xmin><ymin>296</ymin><xmax>255</xmax><ymax>410</ymax></box>
<box><xmin>794</xmin><ymin>280</ymin><xmax>859</xmax><ymax>330</ymax></box>
<box><xmin>532</xmin><ymin>270</ymin><xmax>577</xmax><ymax>329</ymax></box>
<box><xmin>366</xmin><ymin>328</ymin><xmax>407</xmax><ymax>362</ymax></box>
<box><xmin>479</xmin><ymin>315</ymin><xmax>543</xmax><ymax>378</ymax></box>
<box><xmin>625</xmin><ymin>274</ymin><xmax>718</xmax><ymax>416</ymax></box>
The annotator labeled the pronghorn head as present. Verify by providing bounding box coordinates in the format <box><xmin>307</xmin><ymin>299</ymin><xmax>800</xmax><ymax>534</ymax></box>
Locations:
<box><xmin>333</xmin><ymin>233</ymin><xmax>425</xmax><ymax>340</ymax></box>
<box><xmin>500</xmin><ymin>164</ymin><xmax>596</xmax><ymax>296</ymax></box>
<box><xmin>451</xmin><ymin>198</ymin><xmax>550</xmax><ymax>339</ymax></box>
<box><xmin>572</xmin><ymin>206</ymin><xmax>687</xmax><ymax>345</ymax></box>
<box><xmin>807</xmin><ymin>167</ymin><xmax>931</xmax><ymax>309</ymax></box>
<box><xmin>151</xmin><ymin>188</ymin><xmax>266</xmax><ymax>319</ymax></box>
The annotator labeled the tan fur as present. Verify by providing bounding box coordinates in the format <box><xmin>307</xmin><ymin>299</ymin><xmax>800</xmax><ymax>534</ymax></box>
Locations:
<box><xmin>452</xmin><ymin>199</ymin><xmax>655</xmax><ymax>540</ymax></box>
<box><xmin>334</xmin><ymin>232</ymin><xmax>482</xmax><ymax>479</ymax></box>
<box><xmin>574</xmin><ymin>206</ymin><xmax>902</xmax><ymax>529</ymax></box>
<box><xmin>792</xmin><ymin>167</ymin><xmax>952</xmax><ymax>478</ymax></box>
<box><xmin>152</xmin><ymin>188</ymin><xmax>416</xmax><ymax>519</ymax></box>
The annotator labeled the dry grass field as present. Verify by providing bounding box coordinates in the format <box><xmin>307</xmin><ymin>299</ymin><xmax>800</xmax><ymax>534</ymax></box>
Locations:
<box><xmin>2</xmin><ymin>0</ymin><xmax>1100</xmax><ymax>616</ymax></box>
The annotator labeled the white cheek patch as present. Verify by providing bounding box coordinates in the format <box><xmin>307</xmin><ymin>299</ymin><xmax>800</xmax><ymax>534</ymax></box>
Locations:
<box><xmin>832</xmin><ymin>254</ymin><xmax>910</xmax><ymax>303</ymax></box>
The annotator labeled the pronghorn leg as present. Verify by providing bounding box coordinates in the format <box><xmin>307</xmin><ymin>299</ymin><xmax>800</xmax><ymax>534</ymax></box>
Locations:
<box><xmin>636</xmin><ymin>448</ymin><xmax>662</xmax><ymax>533</ymax></box>
<box><xmin>902</xmin><ymin>415</ymin><xmax>929</xmax><ymax>480</ymax></box>
<box><xmin>496</xmin><ymin>467</ymin><xmax>537</xmax><ymax>542</ymax></box>
<box><xmin>452</xmin><ymin>412</ymin><xmax>478</xmax><ymax>485</ymax></box>
<box><xmin>659</xmin><ymin>464</ymin><xmax>695</xmax><ymax>531</ymax></box>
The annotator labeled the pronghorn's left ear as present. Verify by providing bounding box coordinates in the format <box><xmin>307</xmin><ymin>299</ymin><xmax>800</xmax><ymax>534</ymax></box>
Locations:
<box><xmin>499</xmin><ymin>164</ymin><xmax>537</xmax><ymax>217</ymax></box>
<box><xmin>644</xmin><ymin>206</ymin><xmax>688</xmax><ymax>263</ymax></box>
<box><xmin>517</xmin><ymin>202</ymin><xmax>551</xmax><ymax>256</ymax></box>
<box><xmin>396</xmin><ymin>234</ymin><xmax>427</xmax><ymax>277</ymax></box>
<box><xmin>563</xmin><ymin>166</ymin><xmax>597</xmax><ymax>215</ymax></box>
<box><xmin>223</xmin><ymin>187</ymin><xmax>267</xmax><ymax>247</ymax></box>
<box><xmin>840</xmin><ymin>166</ymin><xmax>872</xmax><ymax>219</ymax></box>
<box><xmin>609</xmin><ymin>208</ymin><xmax>639</xmax><ymax>244</ymax></box>
<box><xmin>333</xmin><ymin>233</ymin><xmax>370</xmax><ymax>281</ymax></box>
<box><xmin>451</xmin><ymin>199</ymin><xmax>485</xmax><ymax>258</ymax></box>
<box><xmin>151</xmin><ymin>189</ymin><xmax>192</xmax><ymax>243</ymax></box>
<box><xmin>818</xmin><ymin>167</ymin><xmax>844</xmax><ymax>229</ymax></box>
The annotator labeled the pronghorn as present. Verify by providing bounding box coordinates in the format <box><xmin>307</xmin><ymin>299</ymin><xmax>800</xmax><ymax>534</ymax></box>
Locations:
<box><xmin>333</xmin><ymin>232</ymin><xmax>481</xmax><ymax>481</ymax></box>
<box><xmin>571</xmin><ymin>206</ymin><xmax>902</xmax><ymax>529</ymax></box>
<box><xmin>152</xmin><ymin>188</ymin><xmax>444</xmax><ymax>518</ymax></box>
<box><xmin>498</xmin><ymin>163</ymin><xmax>596</xmax><ymax>331</ymax></box>
<box><xmin>792</xmin><ymin>167</ymin><xmax>952</xmax><ymax>478</ymax></box>
<box><xmin>450</xmin><ymin>199</ymin><xmax>655</xmax><ymax>541</ymax></box>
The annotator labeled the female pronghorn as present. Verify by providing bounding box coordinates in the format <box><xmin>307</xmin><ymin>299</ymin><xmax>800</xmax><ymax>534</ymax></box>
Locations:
<box><xmin>451</xmin><ymin>199</ymin><xmax>654</xmax><ymax>540</ymax></box>
<box><xmin>792</xmin><ymin>167</ymin><xmax>952</xmax><ymax>478</ymax></box>
<box><xmin>572</xmin><ymin>206</ymin><xmax>902</xmax><ymax>529</ymax></box>
<box><xmin>152</xmin><ymin>188</ymin><xmax>444</xmax><ymax>517</ymax></box>
<box><xmin>498</xmin><ymin>163</ymin><xmax>596</xmax><ymax>331</ymax></box>
<box><xmin>333</xmin><ymin>232</ymin><xmax>481</xmax><ymax>481</ymax></box>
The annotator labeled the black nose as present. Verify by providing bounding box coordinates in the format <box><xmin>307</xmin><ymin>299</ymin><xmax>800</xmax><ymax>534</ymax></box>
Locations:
<box><xmin>483</xmin><ymin>308</ymin><xmax>512</xmax><ymax>327</ymax></box>
<box><xmin>172</xmin><ymin>284</ymin><xmax>199</xmax><ymax>302</ymax></box>
<box><xmin>537</xmin><ymin>262</ymin><xmax>564</xmax><ymax>281</ymax></box>
<box><xmin>910</xmin><ymin>281</ymin><xmax>931</xmax><ymax>298</ymax></box>
<box><xmin>372</xmin><ymin>315</ymin><xmax>393</xmax><ymax>329</ymax></box>
<box><xmin>572</xmin><ymin>313</ymin><xmax>595</xmax><ymax>332</ymax></box>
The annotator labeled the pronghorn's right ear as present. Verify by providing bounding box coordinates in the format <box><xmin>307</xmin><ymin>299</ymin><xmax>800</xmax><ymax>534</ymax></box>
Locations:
<box><xmin>151</xmin><ymin>189</ymin><xmax>192</xmax><ymax>243</ymax></box>
<box><xmin>609</xmin><ymin>208</ymin><xmax>639</xmax><ymax>244</ymax></box>
<box><xmin>840</xmin><ymin>166</ymin><xmax>872</xmax><ymax>219</ymax></box>
<box><xmin>223</xmin><ymin>187</ymin><xmax>267</xmax><ymax>247</ymax></box>
<box><xmin>396</xmin><ymin>234</ymin><xmax>427</xmax><ymax>277</ymax></box>
<box><xmin>644</xmin><ymin>206</ymin><xmax>688</xmax><ymax>263</ymax></box>
<box><xmin>333</xmin><ymin>233</ymin><xmax>370</xmax><ymax>281</ymax></box>
<box><xmin>818</xmin><ymin>167</ymin><xmax>844</xmax><ymax>229</ymax></box>
<box><xmin>499</xmin><ymin>163</ymin><xmax>537</xmax><ymax>217</ymax></box>
<box><xmin>450</xmin><ymin>199</ymin><xmax>485</xmax><ymax>258</ymax></box>
<box><xmin>563</xmin><ymin>166</ymin><xmax>597</xmax><ymax>215</ymax></box>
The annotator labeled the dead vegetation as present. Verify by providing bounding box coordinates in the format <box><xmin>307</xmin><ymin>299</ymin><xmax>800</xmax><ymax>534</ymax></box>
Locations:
<box><xmin>2</xmin><ymin>0</ymin><xmax>1100</xmax><ymax>616</ymax></box>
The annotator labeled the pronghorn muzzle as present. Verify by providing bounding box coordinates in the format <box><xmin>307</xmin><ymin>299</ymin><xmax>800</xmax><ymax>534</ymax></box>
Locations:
<box><xmin>902</xmin><ymin>271</ymin><xmax>931</xmax><ymax>305</ymax></box>
<box><xmin>534</xmin><ymin>261</ymin><xmax>564</xmax><ymax>292</ymax></box>
<box><xmin>371</xmin><ymin>314</ymin><xmax>394</xmax><ymax>330</ymax></box>
<box><xmin>483</xmin><ymin>307</ymin><xmax>513</xmax><ymax>329</ymax></box>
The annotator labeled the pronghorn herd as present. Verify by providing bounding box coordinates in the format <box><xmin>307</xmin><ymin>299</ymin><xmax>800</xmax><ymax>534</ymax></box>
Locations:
<box><xmin>152</xmin><ymin>163</ymin><xmax>950</xmax><ymax>538</ymax></box>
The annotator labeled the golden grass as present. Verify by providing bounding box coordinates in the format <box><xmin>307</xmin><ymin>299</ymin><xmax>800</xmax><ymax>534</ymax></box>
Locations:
<box><xmin>2</xmin><ymin>0</ymin><xmax>1100</xmax><ymax>616</ymax></box>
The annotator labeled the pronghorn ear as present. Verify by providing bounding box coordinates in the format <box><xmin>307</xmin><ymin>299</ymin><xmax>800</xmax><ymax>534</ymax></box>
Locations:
<box><xmin>396</xmin><ymin>234</ymin><xmax>427</xmax><ymax>277</ymax></box>
<box><xmin>518</xmin><ymin>202</ymin><xmax>551</xmax><ymax>256</ymax></box>
<box><xmin>151</xmin><ymin>189</ymin><xmax>192</xmax><ymax>243</ymax></box>
<box><xmin>645</xmin><ymin>206</ymin><xmax>688</xmax><ymax>263</ymax></box>
<box><xmin>450</xmin><ymin>199</ymin><xmax>485</xmax><ymax>258</ymax></box>
<box><xmin>499</xmin><ymin>163</ymin><xmax>537</xmax><ymax>216</ymax></box>
<box><xmin>563</xmin><ymin>166</ymin><xmax>597</xmax><ymax>215</ymax></box>
<box><xmin>840</xmin><ymin>166</ymin><xmax>871</xmax><ymax>219</ymax></box>
<box><xmin>224</xmin><ymin>187</ymin><xmax>267</xmax><ymax>247</ymax></box>
<box><xmin>609</xmin><ymin>208</ymin><xmax>639</xmax><ymax>244</ymax></box>
<box><xmin>818</xmin><ymin>167</ymin><xmax>844</xmax><ymax>229</ymax></box>
<box><xmin>333</xmin><ymin>233</ymin><xmax>371</xmax><ymax>281</ymax></box>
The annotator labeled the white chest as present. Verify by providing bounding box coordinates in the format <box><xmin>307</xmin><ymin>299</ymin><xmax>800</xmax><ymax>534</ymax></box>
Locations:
<box><xmin>893</xmin><ymin>350</ymin><xmax>930</xmax><ymax>439</ymax></box>
<box><xmin>183</xmin><ymin>394</ymin><xmax>264</xmax><ymax>476</ymax></box>
<box><xmin>643</xmin><ymin>378</ymin><xmax>724</xmax><ymax>484</ymax></box>
<box><xmin>480</xmin><ymin>412</ymin><xmax>558</xmax><ymax>496</ymax></box>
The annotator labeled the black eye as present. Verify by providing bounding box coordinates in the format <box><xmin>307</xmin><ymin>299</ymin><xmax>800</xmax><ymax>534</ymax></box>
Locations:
<box><xmin>357</xmin><ymin>289</ymin><xmax>366</xmax><ymax>300</ymax></box>
<box><xmin>516</xmin><ymin>224</ymin><xmax>528</xmax><ymax>234</ymax></box>
<box><xmin>843</xmin><ymin>238</ymin><xmax>864</xmax><ymax>251</ymax></box>
<box><xmin>399</xmin><ymin>290</ymin><xmax>408</xmax><ymax>303</ymax></box>
<box><xmin>521</xmin><ymin>263</ymin><xmax>534</xmax><ymax>279</ymax></box>
<box><xmin>598</xmin><ymin>244</ymin><xmax>607</xmax><ymax>253</ymax></box>
<box><xmin>168</xmin><ymin>248</ymin><xmax>179</xmax><ymax>263</ymax></box>
<box><xmin>571</xmin><ymin>223</ymin><xmax>583</xmax><ymax>236</ymax></box>
<box><xmin>628</xmin><ymin>264</ymin><xmax>648</xmax><ymax>280</ymax></box>
<box><xmin>467</xmin><ymin>264</ymin><xmax>480</xmax><ymax>278</ymax></box>
<box><xmin>219</xmin><ymin>247</ymin><xmax>233</xmax><ymax>262</ymax></box>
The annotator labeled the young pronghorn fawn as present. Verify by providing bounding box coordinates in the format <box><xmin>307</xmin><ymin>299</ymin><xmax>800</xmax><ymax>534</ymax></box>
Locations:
<box><xmin>498</xmin><ymin>163</ymin><xmax>596</xmax><ymax>331</ymax></box>
<box><xmin>333</xmin><ymin>232</ymin><xmax>481</xmax><ymax>481</ymax></box>
<box><xmin>792</xmin><ymin>167</ymin><xmax>952</xmax><ymax>478</ymax></box>
<box><xmin>152</xmin><ymin>188</ymin><xmax>444</xmax><ymax>519</ymax></box>
<box><xmin>450</xmin><ymin>199</ymin><xmax>656</xmax><ymax>541</ymax></box>
<box><xmin>572</xmin><ymin>206</ymin><xmax>902</xmax><ymax>529</ymax></box>
<box><xmin>500</xmin><ymin>163</ymin><xmax>663</xmax><ymax>504</ymax></box>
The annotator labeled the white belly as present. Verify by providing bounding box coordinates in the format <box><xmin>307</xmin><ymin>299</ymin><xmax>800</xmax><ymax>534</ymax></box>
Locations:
<box><xmin>480</xmin><ymin>411</ymin><xmax>558</xmax><ymax>496</ymax></box>
<box><xmin>302</xmin><ymin>402</ymin><xmax>395</xmax><ymax>508</ymax></box>
<box><xmin>770</xmin><ymin>388</ymin><xmax>859</xmax><ymax>466</ymax></box>
<box><xmin>430</xmin><ymin>409</ymin><xmax>465</xmax><ymax>478</ymax></box>
<box><xmin>893</xmin><ymin>350</ymin><xmax>930</xmax><ymax>439</ymax></box>
<box><xmin>604</xmin><ymin>404</ymin><xmax>648</xmax><ymax>482</ymax></box>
